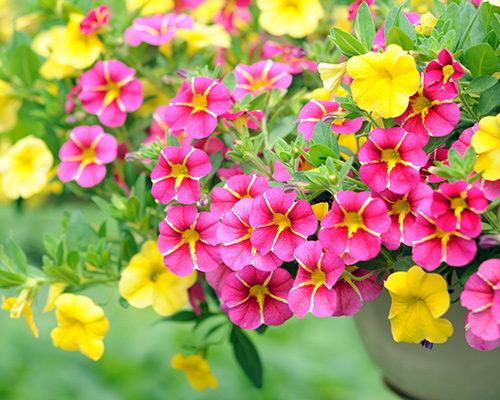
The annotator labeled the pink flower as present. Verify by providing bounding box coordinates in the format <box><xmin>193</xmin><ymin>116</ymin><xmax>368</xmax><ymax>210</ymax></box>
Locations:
<box><xmin>158</xmin><ymin>205</ymin><xmax>221</xmax><ymax>277</ymax></box>
<box><xmin>65</xmin><ymin>80</ymin><xmax>81</xmax><ymax>114</ymax></box>
<box><xmin>358</xmin><ymin>127</ymin><xmax>427</xmax><ymax>194</ymax></box>
<box><xmin>145</xmin><ymin>106</ymin><xmax>190</xmax><ymax>146</ymax></box>
<box><xmin>58</xmin><ymin>125</ymin><xmax>117</xmax><ymax>188</ymax></box>
<box><xmin>288</xmin><ymin>241</ymin><xmax>345</xmax><ymax>318</ymax></box>
<box><xmin>124</xmin><ymin>14</ymin><xmax>193</xmax><ymax>47</ymax></box>
<box><xmin>318</xmin><ymin>191</ymin><xmax>390</xmax><ymax>261</ymax></box>
<box><xmin>409</xmin><ymin>201</ymin><xmax>477</xmax><ymax>271</ymax></box>
<box><xmin>373</xmin><ymin>183</ymin><xmax>433</xmax><ymax>250</ymax></box>
<box><xmin>216</xmin><ymin>164</ymin><xmax>243</xmax><ymax>179</ymax></box>
<box><xmin>233</xmin><ymin>60</ymin><xmax>293</xmax><ymax>101</ymax></box>
<box><xmin>348</xmin><ymin>0</ymin><xmax>374</xmax><ymax>20</ymax></box>
<box><xmin>79</xmin><ymin>5</ymin><xmax>110</xmax><ymax>35</ymax></box>
<box><xmin>221</xmin><ymin>265</ymin><xmax>293</xmax><ymax>329</ymax></box>
<box><xmin>430</xmin><ymin>180</ymin><xmax>487</xmax><ymax>237</ymax></box>
<box><xmin>205</xmin><ymin>263</ymin><xmax>233</xmax><ymax>298</ymax></box>
<box><xmin>420</xmin><ymin>146</ymin><xmax>448</xmax><ymax>183</ymax></box>
<box><xmin>249</xmin><ymin>188</ymin><xmax>318</xmax><ymax>262</ymax></box>
<box><xmin>188</xmin><ymin>280</ymin><xmax>206</xmax><ymax>316</ymax></box>
<box><xmin>151</xmin><ymin>146</ymin><xmax>211</xmax><ymax>205</ymax></box>
<box><xmin>164</xmin><ymin>77</ymin><xmax>231</xmax><ymax>139</ymax></box>
<box><xmin>219</xmin><ymin>109</ymin><xmax>264</xmax><ymax>130</ymax></box>
<box><xmin>395</xmin><ymin>79</ymin><xmax>460</xmax><ymax>146</ymax></box>
<box><xmin>461</xmin><ymin>259</ymin><xmax>500</xmax><ymax>342</ymax></box>
<box><xmin>193</xmin><ymin>136</ymin><xmax>228</xmax><ymax>157</ymax></box>
<box><xmin>425</xmin><ymin>49</ymin><xmax>464</xmax><ymax>95</ymax></box>
<box><xmin>79</xmin><ymin>60</ymin><xmax>143</xmax><ymax>127</ymax></box>
<box><xmin>218</xmin><ymin>198</ymin><xmax>282</xmax><ymax>271</ymax></box>
<box><xmin>214</xmin><ymin>0</ymin><xmax>251</xmax><ymax>33</ymax></box>
<box><xmin>297</xmin><ymin>100</ymin><xmax>363</xmax><ymax>141</ymax></box>
<box><xmin>210</xmin><ymin>173</ymin><xmax>270</xmax><ymax>217</ymax></box>
<box><xmin>465</xmin><ymin>313</ymin><xmax>500</xmax><ymax>351</ymax></box>
<box><xmin>261</xmin><ymin>41</ymin><xmax>316</xmax><ymax>74</ymax></box>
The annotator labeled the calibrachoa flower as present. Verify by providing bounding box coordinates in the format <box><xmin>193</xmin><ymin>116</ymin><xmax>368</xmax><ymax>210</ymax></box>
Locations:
<box><xmin>346</xmin><ymin>44</ymin><xmax>420</xmax><ymax>119</ymax></box>
<box><xmin>2</xmin><ymin>291</ymin><xmax>38</xmax><ymax>338</ymax></box>
<box><xmin>465</xmin><ymin>313</ymin><xmax>500</xmax><ymax>351</ymax></box>
<box><xmin>175</xmin><ymin>22</ymin><xmax>231</xmax><ymax>52</ymax></box>
<box><xmin>124</xmin><ymin>14</ymin><xmax>193</xmax><ymax>47</ymax></box>
<box><xmin>249</xmin><ymin>187</ymin><xmax>318</xmax><ymax>262</ymax></box>
<box><xmin>319</xmin><ymin>191</ymin><xmax>390</xmax><ymax>261</ymax></box>
<box><xmin>317</xmin><ymin>62</ymin><xmax>347</xmax><ymax>95</ymax></box>
<box><xmin>151</xmin><ymin>146</ymin><xmax>211</xmax><ymax>204</ymax></box>
<box><xmin>58</xmin><ymin>125</ymin><xmax>118</xmax><ymax>188</ymax></box>
<box><xmin>358</xmin><ymin>127</ymin><xmax>427</xmax><ymax>194</ymax></box>
<box><xmin>221</xmin><ymin>265</ymin><xmax>293</xmax><ymax>329</ymax></box>
<box><xmin>297</xmin><ymin>100</ymin><xmax>363</xmax><ymax>140</ymax></box>
<box><xmin>232</xmin><ymin>60</ymin><xmax>293</xmax><ymax>101</ymax></box>
<box><xmin>261</xmin><ymin>41</ymin><xmax>316</xmax><ymax>74</ymax></box>
<box><xmin>119</xmin><ymin>240</ymin><xmax>197</xmax><ymax>316</ymax></box>
<box><xmin>79</xmin><ymin>60</ymin><xmax>143</xmax><ymax>127</ymax></box>
<box><xmin>288</xmin><ymin>241</ymin><xmax>345</xmax><ymax>318</ymax></box>
<box><xmin>425</xmin><ymin>48</ymin><xmax>465</xmax><ymax>95</ymax></box>
<box><xmin>51</xmin><ymin>293</ymin><xmax>109</xmax><ymax>361</ymax></box>
<box><xmin>385</xmin><ymin>266</ymin><xmax>453</xmax><ymax>343</ymax></box>
<box><xmin>471</xmin><ymin>112</ymin><xmax>500</xmax><ymax>181</ymax></box>
<box><xmin>210</xmin><ymin>173</ymin><xmax>270</xmax><ymax>217</ymax></box>
<box><xmin>158</xmin><ymin>205</ymin><xmax>221</xmax><ymax>277</ymax></box>
<box><xmin>205</xmin><ymin>263</ymin><xmax>233</xmax><ymax>298</ymax></box>
<box><xmin>0</xmin><ymin>79</ymin><xmax>22</xmax><ymax>132</ymax></box>
<box><xmin>164</xmin><ymin>77</ymin><xmax>231</xmax><ymax>139</ymax></box>
<box><xmin>218</xmin><ymin>198</ymin><xmax>282</xmax><ymax>271</ymax></box>
<box><xmin>171</xmin><ymin>352</ymin><xmax>218</xmax><ymax>391</ymax></box>
<box><xmin>347</xmin><ymin>0</ymin><xmax>374</xmax><ymax>20</ymax></box>
<box><xmin>219</xmin><ymin>109</ymin><xmax>264</xmax><ymax>131</ymax></box>
<box><xmin>145</xmin><ymin>105</ymin><xmax>190</xmax><ymax>146</ymax></box>
<box><xmin>415</xmin><ymin>11</ymin><xmax>437</xmax><ymax>35</ymax></box>
<box><xmin>420</xmin><ymin>146</ymin><xmax>448</xmax><ymax>183</ymax></box>
<box><xmin>79</xmin><ymin>5</ymin><xmax>110</xmax><ymax>35</ymax></box>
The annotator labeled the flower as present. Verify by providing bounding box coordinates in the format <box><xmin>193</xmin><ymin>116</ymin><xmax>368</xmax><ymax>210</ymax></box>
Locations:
<box><xmin>346</xmin><ymin>44</ymin><xmax>420</xmax><ymax>118</ymax></box>
<box><xmin>257</xmin><ymin>0</ymin><xmax>324</xmax><ymax>38</ymax></box>
<box><xmin>319</xmin><ymin>191</ymin><xmax>390</xmax><ymax>261</ymax></box>
<box><xmin>43</xmin><ymin>283</ymin><xmax>67</xmax><ymax>312</ymax></box>
<box><xmin>79</xmin><ymin>60</ymin><xmax>143</xmax><ymax>127</ymax></box>
<box><xmin>79</xmin><ymin>5</ymin><xmax>110</xmax><ymax>35</ymax></box>
<box><xmin>415</xmin><ymin>11</ymin><xmax>437</xmax><ymax>35</ymax></box>
<box><xmin>471</xmin><ymin>113</ymin><xmax>500</xmax><ymax>181</ymax></box>
<box><xmin>232</xmin><ymin>60</ymin><xmax>293</xmax><ymax>101</ymax></box>
<box><xmin>348</xmin><ymin>0</ymin><xmax>374</xmax><ymax>20</ymax></box>
<box><xmin>127</xmin><ymin>0</ymin><xmax>174</xmax><ymax>15</ymax></box>
<box><xmin>58</xmin><ymin>125</ymin><xmax>118</xmax><ymax>188</ymax></box>
<box><xmin>119</xmin><ymin>240</ymin><xmax>197</xmax><ymax>315</ymax></box>
<box><xmin>158</xmin><ymin>205</ymin><xmax>221</xmax><ymax>277</ymax></box>
<box><xmin>249</xmin><ymin>187</ymin><xmax>318</xmax><ymax>262</ymax></box>
<box><xmin>0</xmin><ymin>136</ymin><xmax>53</xmax><ymax>199</ymax></box>
<box><xmin>317</xmin><ymin>62</ymin><xmax>347</xmax><ymax>95</ymax></box>
<box><xmin>164</xmin><ymin>77</ymin><xmax>231</xmax><ymax>139</ymax></box>
<box><xmin>358</xmin><ymin>127</ymin><xmax>428</xmax><ymax>194</ymax></box>
<box><xmin>218</xmin><ymin>198</ymin><xmax>282</xmax><ymax>271</ymax></box>
<box><xmin>221</xmin><ymin>265</ymin><xmax>293</xmax><ymax>329</ymax></box>
<box><xmin>171</xmin><ymin>352</ymin><xmax>218</xmax><ymax>391</ymax></box>
<box><xmin>261</xmin><ymin>41</ymin><xmax>316</xmax><ymax>74</ymax></box>
<box><xmin>151</xmin><ymin>146</ymin><xmax>211</xmax><ymax>204</ymax></box>
<box><xmin>124</xmin><ymin>14</ymin><xmax>193</xmax><ymax>47</ymax></box>
<box><xmin>0</xmin><ymin>79</ymin><xmax>22</xmax><ymax>133</ymax></box>
<box><xmin>385</xmin><ymin>265</ymin><xmax>453</xmax><ymax>343</ymax></box>
<box><xmin>425</xmin><ymin>48</ymin><xmax>464</xmax><ymax>95</ymax></box>
<box><xmin>145</xmin><ymin>106</ymin><xmax>190</xmax><ymax>146</ymax></box>
<box><xmin>312</xmin><ymin>202</ymin><xmax>329</xmax><ymax>221</ymax></box>
<box><xmin>2</xmin><ymin>291</ymin><xmax>39</xmax><ymax>338</ymax></box>
<box><xmin>50</xmin><ymin>293</ymin><xmax>109</xmax><ymax>361</ymax></box>
<box><xmin>288</xmin><ymin>241</ymin><xmax>345</xmax><ymax>318</ymax></box>
<box><xmin>175</xmin><ymin>22</ymin><xmax>230</xmax><ymax>51</ymax></box>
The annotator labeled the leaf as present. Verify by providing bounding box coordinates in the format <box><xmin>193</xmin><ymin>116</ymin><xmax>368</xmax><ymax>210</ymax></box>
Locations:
<box><xmin>337</xmin><ymin>157</ymin><xmax>354</xmax><ymax>184</ymax></box>
<box><xmin>43</xmin><ymin>266</ymin><xmax>80</xmax><ymax>286</ymax></box>
<box><xmin>43</xmin><ymin>233</ymin><xmax>60</xmax><ymax>259</ymax></box>
<box><xmin>66</xmin><ymin>210</ymin><xmax>97</xmax><ymax>252</ymax></box>
<box><xmin>312</xmin><ymin>120</ymin><xmax>330</xmax><ymax>144</ymax></box>
<box><xmin>355</xmin><ymin>255</ymin><xmax>388</xmax><ymax>271</ymax></box>
<box><xmin>161</xmin><ymin>311</ymin><xmax>198</xmax><ymax>322</ymax></box>
<box><xmin>386</xmin><ymin>27</ymin><xmax>414</xmax><ymax>50</ymax></box>
<box><xmin>464</xmin><ymin>43</ymin><xmax>497</xmax><ymax>78</ymax></box>
<box><xmin>222</xmin><ymin>72</ymin><xmax>236</xmax><ymax>94</ymax></box>
<box><xmin>10</xmin><ymin>45</ymin><xmax>39</xmax><ymax>87</ymax></box>
<box><xmin>354</xmin><ymin>2</ymin><xmax>376</xmax><ymax>49</ymax></box>
<box><xmin>230</xmin><ymin>326</ymin><xmax>263</xmax><ymax>388</ymax></box>
<box><xmin>0</xmin><ymin>270</ymin><xmax>25</xmax><ymax>288</ymax></box>
<box><xmin>332</xmin><ymin>27</ymin><xmax>368</xmax><ymax>57</ymax></box>
<box><xmin>6</xmin><ymin>233</ymin><xmax>28</xmax><ymax>274</ymax></box>
<box><xmin>465</xmin><ymin>75</ymin><xmax>498</xmax><ymax>93</ymax></box>
<box><xmin>67</xmin><ymin>251</ymin><xmax>80</xmax><ymax>270</ymax></box>
<box><xmin>394</xmin><ymin>256</ymin><xmax>415</xmax><ymax>271</ymax></box>
<box><xmin>267</xmin><ymin>115</ymin><xmax>296</xmax><ymax>148</ymax></box>
<box><xmin>476</xmin><ymin>81</ymin><xmax>500</xmax><ymax>116</ymax></box>
<box><xmin>200</xmin><ymin>151</ymin><xmax>224</xmax><ymax>186</ymax></box>
<box><xmin>308</xmin><ymin>144</ymin><xmax>338</xmax><ymax>167</ymax></box>
<box><xmin>0</xmin><ymin>246</ymin><xmax>16</xmax><ymax>272</ymax></box>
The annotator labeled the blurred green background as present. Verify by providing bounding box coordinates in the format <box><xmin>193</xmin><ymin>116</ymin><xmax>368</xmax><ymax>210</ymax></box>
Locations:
<box><xmin>0</xmin><ymin>203</ymin><xmax>400</xmax><ymax>400</ymax></box>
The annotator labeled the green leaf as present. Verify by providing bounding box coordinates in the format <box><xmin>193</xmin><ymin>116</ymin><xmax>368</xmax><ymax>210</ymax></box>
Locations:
<box><xmin>67</xmin><ymin>251</ymin><xmax>80</xmax><ymax>270</ymax></box>
<box><xmin>0</xmin><ymin>246</ymin><xmax>16</xmax><ymax>272</ymax></box>
<box><xmin>222</xmin><ymin>72</ymin><xmax>236</xmax><ymax>94</ymax></box>
<box><xmin>161</xmin><ymin>311</ymin><xmax>198</xmax><ymax>322</ymax></box>
<box><xmin>465</xmin><ymin>75</ymin><xmax>498</xmax><ymax>93</ymax></box>
<box><xmin>337</xmin><ymin>157</ymin><xmax>354</xmax><ymax>185</ymax></box>
<box><xmin>230</xmin><ymin>326</ymin><xmax>263</xmax><ymax>388</ymax></box>
<box><xmin>43</xmin><ymin>233</ymin><xmax>60</xmax><ymax>259</ymax></box>
<box><xmin>384</xmin><ymin>6</ymin><xmax>401</xmax><ymax>37</ymax></box>
<box><xmin>0</xmin><ymin>270</ymin><xmax>25</xmax><ymax>288</ymax></box>
<box><xmin>43</xmin><ymin>266</ymin><xmax>80</xmax><ymax>285</ymax></box>
<box><xmin>464</xmin><ymin>43</ymin><xmax>497</xmax><ymax>78</ymax></box>
<box><xmin>355</xmin><ymin>255</ymin><xmax>388</xmax><ymax>271</ymax></box>
<box><xmin>312</xmin><ymin>120</ymin><xmax>330</xmax><ymax>144</ymax></box>
<box><xmin>267</xmin><ymin>115</ymin><xmax>296</xmax><ymax>148</ymax></box>
<box><xmin>10</xmin><ymin>45</ymin><xmax>39</xmax><ymax>87</ymax></box>
<box><xmin>354</xmin><ymin>2</ymin><xmax>376</xmax><ymax>49</ymax></box>
<box><xmin>200</xmin><ymin>151</ymin><xmax>224</xmax><ymax>186</ymax></box>
<box><xmin>476</xmin><ymin>81</ymin><xmax>500</xmax><ymax>116</ymax></box>
<box><xmin>394</xmin><ymin>256</ymin><xmax>415</xmax><ymax>271</ymax></box>
<box><xmin>386</xmin><ymin>27</ymin><xmax>414</xmax><ymax>50</ymax></box>
<box><xmin>332</xmin><ymin>27</ymin><xmax>368</xmax><ymax>57</ymax></box>
<box><xmin>66</xmin><ymin>210</ymin><xmax>97</xmax><ymax>252</ymax></box>
<box><xmin>6</xmin><ymin>233</ymin><xmax>27</xmax><ymax>274</ymax></box>
<box><xmin>308</xmin><ymin>144</ymin><xmax>338</xmax><ymax>167</ymax></box>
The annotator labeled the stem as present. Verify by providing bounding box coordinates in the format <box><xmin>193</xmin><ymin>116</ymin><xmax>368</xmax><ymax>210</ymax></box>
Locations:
<box><xmin>379</xmin><ymin>246</ymin><xmax>395</xmax><ymax>267</ymax></box>
<box><xmin>483</xmin><ymin>211</ymin><xmax>500</xmax><ymax>230</ymax></box>
<box><xmin>250</xmin><ymin>154</ymin><xmax>272</xmax><ymax>178</ymax></box>
<box><xmin>364</xmin><ymin>112</ymin><xmax>381</xmax><ymax>129</ymax></box>
<box><xmin>457</xmin><ymin>91</ymin><xmax>478</xmax><ymax>121</ymax></box>
<box><xmin>345</xmin><ymin>176</ymin><xmax>368</xmax><ymax>189</ymax></box>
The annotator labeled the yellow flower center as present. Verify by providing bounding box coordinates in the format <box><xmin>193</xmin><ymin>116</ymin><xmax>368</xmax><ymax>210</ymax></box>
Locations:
<box><xmin>435</xmin><ymin>227</ymin><xmax>451</xmax><ymax>245</ymax></box>
<box><xmin>103</xmin><ymin>80</ymin><xmax>121</xmax><ymax>106</ymax></box>
<box><xmin>247</xmin><ymin>226</ymin><xmax>254</xmax><ymax>236</ymax></box>
<box><xmin>273</xmin><ymin>213</ymin><xmax>291</xmax><ymax>230</ymax></box>
<box><xmin>82</xmin><ymin>147</ymin><xmax>96</xmax><ymax>162</ymax></box>
<box><xmin>171</xmin><ymin>163</ymin><xmax>189</xmax><ymax>177</ymax></box>
<box><xmin>250</xmin><ymin>77</ymin><xmax>269</xmax><ymax>93</ymax></box>
<box><xmin>310</xmin><ymin>268</ymin><xmax>326</xmax><ymax>285</ymax></box>
<box><xmin>182</xmin><ymin>229</ymin><xmax>200</xmax><ymax>244</ymax></box>
<box><xmin>381</xmin><ymin>148</ymin><xmax>401</xmax><ymax>163</ymax></box>
<box><xmin>411</xmin><ymin>94</ymin><xmax>433</xmax><ymax>115</ymax></box>
<box><xmin>249</xmin><ymin>284</ymin><xmax>269</xmax><ymax>307</ymax></box>
<box><xmin>343</xmin><ymin>212</ymin><xmax>364</xmax><ymax>237</ymax></box>
<box><xmin>151</xmin><ymin>271</ymin><xmax>160</xmax><ymax>282</ymax></box>
<box><xmin>299</xmin><ymin>158</ymin><xmax>315</xmax><ymax>171</ymax></box>
<box><xmin>392</xmin><ymin>199</ymin><xmax>411</xmax><ymax>215</ymax></box>
<box><xmin>282</xmin><ymin>0</ymin><xmax>300</xmax><ymax>11</ymax></box>
<box><xmin>450</xmin><ymin>196</ymin><xmax>468</xmax><ymax>215</ymax></box>
<box><xmin>442</xmin><ymin>65</ymin><xmax>454</xmax><ymax>83</ymax></box>
<box><xmin>191</xmin><ymin>93</ymin><xmax>208</xmax><ymax>110</ymax></box>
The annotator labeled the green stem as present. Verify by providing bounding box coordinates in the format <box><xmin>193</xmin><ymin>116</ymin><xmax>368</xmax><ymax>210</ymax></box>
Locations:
<box><xmin>483</xmin><ymin>211</ymin><xmax>500</xmax><ymax>230</ymax></box>
<box><xmin>364</xmin><ymin>112</ymin><xmax>381</xmax><ymax>129</ymax></box>
<box><xmin>345</xmin><ymin>176</ymin><xmax>368</xmax><ymax>189</ymax></box>
<box><xmin>457</xmin><ymin>91</ymin><xmax>478</xmax><ymax>121</ymax></box>
<box><xmin>379</xmin><ymin>246</ymin><xmax>395</xmax><ymax>267</ymax></box>
<box><xmin>457</xmin><ymin>5</ymin><xmax>481</xmax><ymax>50</ymax></box>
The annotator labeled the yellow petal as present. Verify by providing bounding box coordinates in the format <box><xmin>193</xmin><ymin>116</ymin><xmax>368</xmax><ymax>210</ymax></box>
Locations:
<box><xmin>312</xmin><ymin>202</ymin><xmax>329</xmax><ymax>222</ymax></box>
<box><xmin>43</xmin><ymin>283</ymin><xmax>67</xmax><ymax>312</ymax></box>
<box><xmin>171</xmin><ymin>353</ymin><xmax>218</xmax><ymax>391</ymax></box>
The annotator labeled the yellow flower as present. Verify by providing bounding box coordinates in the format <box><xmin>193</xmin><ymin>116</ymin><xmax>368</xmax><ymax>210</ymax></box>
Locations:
<box><xmin>0</xmin><ymin>136</ymin><xmax>53</xmax><ymax>200</ymax></box>
<box><xmin>119</xmin><ymin>240</ymin><xmax>197</xmax><ymax>316</ymax></box>
<box><xmin>175</xmin><ymin>23</ymin><xmax>231</xmax><ymax>52</ymax></box>
<box><xmin>192</xmin><ymin>0</ymin><xmax>224</xmax><ymax>24</ymax></box>
<box><xmin>312</xmin><ymin>202</ymin><xmax>329</xmax><ymax>221</ymax></box>
<box><xmin>134</xmin><ymin>79</ymin><xmax>170</xmax><ymax>118</ymax></box>
<box><xmin>126</xmin><ymin>0</ymin><xmax>174</xmax><ymax>15</ymax></box>
<box><xmin>51</xmin><ymin>293</ymin><xmax>109</xmax><ymax>361</ymax></box>
<box><xmin>171</xmin><ymin>352</ymin><xmax>218</xmax><ymax>391</ymax></box>
<box><xmin>486</xmin><ymin>0</ymin><xmax>500</xmax><ymax>6</ymax></box>
<box><xmin>471</xmin><ymin>113</ymin><xmax>500</xmax><ymax>181</ymax></box>
<box><xmin>317</xmin><ymin>62</ymin><xmax>347</xmax><ymax>95</ymax></box>
<box><xmin>384</xmin><ymin>266</ymin><xmax>453</xmax><ymax>344</ymax></box>
<box><xmin>0</xmin><ymin>79</ymin><xmax>22</xmax><ymax>133</ymax></box>
<box><xmin>415</xmin><ymin>12</ymin><xmax>437</xmax><ymax>35</ymax></box>
<box><xmin>257</xmin><ymin>0</ymin><xmax>324</xmax><ymax>38</ymax></box>
<box><xmin>15</xmin><ymin>11</ymin><xmax>47</xmax><ymax>32</ymax></box>
<box><xmin>0</xmin><ymin>0</ymin><xmax>14</xmax><ymax>43</ymax></box>
<box><xmin>32</xmin><ymin>27</ymin><xmax>76</xmax><ymax>79</ymax></box>
<box><xmin>2</xmin><ymin>290</ymin><xmax>39</xmax><ymax>338</ymax></box>
<box><xmin>347</xmin><ymin>44</ymin><xmax>420</xmax><ymax>119</ymax></box>
<box><xmin>411</xmin><ymin>0</ymin><xmax>434</xmax><ymax>14</ymax></box>
<box><xmin>42</xmin><ymin>283</ymin><xmax>67</xmax><ymax>312</ymax></box>
<box><xmin>337</xmin><ymin>133</ymin><xmax>366</xmax><ymax>160</ymax></box>
<box><xmin>331</xmin><ymin>6</ymin><xmax>352</xmax><ymax>33</ymax></box>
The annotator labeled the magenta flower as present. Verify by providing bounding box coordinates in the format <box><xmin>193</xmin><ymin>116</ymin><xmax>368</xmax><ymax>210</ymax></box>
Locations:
<box><xmin>319</xmin><ymin>191</ymin><xmax>390</xmax><ymax>261</ymax></box>
<box><xmin>219</xmin><ymin>109</ymin><xmax>264</xmax><ymax>130</ymax></box>
<box><xmin>193</xmin><ymin>136</ymin><xmax>228</xmax><ymax>158</ymax></box>
<box><xmin>214</xmin><ymin>0</ymin><xmax>251</xmax><ymax>33</ymax></box>
<box><xmin>425</xmin><ymin>49</ymin><xmax>464</xmax><ymax>95</ymax></box>
<box><xmin>373</xmin><ymin>183</ymin><xmax>433</xmax><ymax>250</ymax></box>
<box><xmin>420</xmin><ymin>146</ymin><xmax>448</xmax><ymax>184</ymax></box>
<box><xmin>395</xmin><ymin>80</ymin><xmax>460</xmax><ymax>146</ymax></box>
<box><xmin>79</xmin><ymin>5</ymin><xmax>110</xmax><ymax>35</ymax></box>
<box><xmin>358</xmin><ymin>127</ymin><xmax>427</xmax><ymax>194</ymax></box>
<box><xmin>273</xmin><ymin>152</ymin><xmax>316</xmax><ymax>182</ymax></box>
<box><xmin>79</xmin><ymin>60</ymin><xmax>143</xmax><ymax>127</ymax></box>
<box><xmin>145</xmin><ymin>106</ymin><xmax>190</xmax><ymax>146</ymax></box>
<box><xmin>158</xmin><ymin>205</ymin><xmax>221</xmax><ymax>277</ymax></box>
<box><xmin>218</xmin><ymin>198</ymin><xmax>282</xmax><ymax>271</ymax></box>
<box><xmin>261</xmin><ymin>41</ymin><xmax>316</xmax><ymax>74</ymax></box>
<box><xmin>164</xmin><ymin>77</ymin><xmax>231</xmax><ymax>139</ymax></box>
<box><xmin>58</xmin><ymin>125</ymin><xmax>117</xmax><ymax>188</ymax></box>
<box><xmin>65</xmin><ymin>80</ymin><xmax>81</xmax><ymax>114</ymax></box>
<box><xmin>288</xmin><ymin>241</ymin><xmax>345</xmax><ymax>318</ymax></box>
<box><xmin>430</xmin><ymin>180</ymin><xmax>487</xmax><ymax>237</ymax></box>
<box><xmin>249</xmin><ymin>188</ymin><xmax>318</xmax><ymax>262</ymax></box>
<box><xmin>465</xmin><ymin>313</ymin><xmax>500</xmax><ymax>351</ymax></box>
<box><xmin>124</xmin><ymin>14</ymin><xmax>193</xmax><ymax>47</ymax></box>
<box><xmin>297</xmin><ymin>100</ymin><xmax>363</xmax><ymax>141</ymax></box>
<box><xmin>221</xmin><ymin>265</ymin><xmax>293</xmax><ymax>330</ymax></box>
<box><xmin>205</xmin><ymin>263</ymin><xmax>233</xmax><ymax>298</ymax></box>
<box><xmin>409</xmin><ymin>201</ymin><xmax>477</xmax><ymax>271</ymax></box>
<box><xmin>461</xmin><ymin>259</ymin><xmax>500</xmax><ymax>343</ymax></box>
<box><xmin>216</xmin><ymin>164</ymin><xmax>244</xmax><ymax>180</ymax></box>
<box><xmin>210</xmin><ymin>173</ymin><xmax>270</xmax><ymax>217</ymax></box>
<box><xmin>348</xmin><ymin>0</ymin><xmax>374</xmax><ymax>20</ymax></box>
<box><xmin>151</xmin><ymin>146</ymin><xmax>211</xmax><ymax>205</ymax></box>
<box><xmin>233</xmin><ymin>60</ymin><xmax>293</xmax><ymax>101</ymax></box>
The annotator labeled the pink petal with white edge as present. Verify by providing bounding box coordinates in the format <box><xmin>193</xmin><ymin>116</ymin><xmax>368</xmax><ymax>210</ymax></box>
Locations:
<box><xmin>164</xmin><ymin>105</ymin><xmax>193</xmax><ymax>130</ymax></box>
<box><xmin>228</xmin><ymin>297</ymin><xmax>262</xmax><ymax>329</ymax></box>
<box><xmin>205</xmin><ymin>263</ymin><xmax>232</xmax><ymax>298</ymax></box>
<box><xmin>412</xmin><ymin>237</ymin><xmax>445</xmax><ymax>271</ymax></box>
<box><xmin>445</xmin><ymin>236</ymin><xmax>477</xmax><ymax>267</ymax></box>
<box><xmin>318</xmin><ymin>226</ymin><xmax>348</xmax><ymax>256</ymax></box>
<box><xmin>288</xmin><ymin>285</ymin><xmax>315</xmax><ymax>318</ymax></box>
<box><xmin>165</xmin><ymin>205</ymin><xmax>198</xmax><ymax>231</ymax></box>
<box><xmin>99</xmin><ymin>101</ymin><xmax>127</xmax><ymax>127</ymax></box>
<box><xmin>94</xmin><ymin>134</ymin><xmax>118</xmax><ymax>164</ymax></box>
<box><xmin>348</xmin><ymin>229</ymin><xmax>381</xmax><ymax>261</ymax></box>
<box><xmin>175</xmin><ymin>178</ymin><xmax>200</xmax><ymax>204</ymax></box>
<box><xmin>151</xmin><ymin>178</ymin><xmax>176</xmax><ymax>204</ymax></box>
<box><xmin>468</xmin><ymin>308</ymin><xmax>500</xmax><ymax>341</ymax></box>
<box><xmin>272</xmin><ymin>228</ymin><xmax>306</xmax><ymax>261</ymax></box>
<box><xmin>76</xmin><ymin>163</ymin><xmax>107</xmax><ymax>187</ymax></box>
<box><xmin>158</xmin><ymin>220</ymin><xmax>183</xmax><ymax>252</ymax></box>
<box><xmin>311</xmin><ymin>286</ymin><xmax>337</xmax><ymax>317</ymax></box>
<box><xmin>57</xmin><ymin>161</ymin><xmax>80</xmax><ymax>182</ymax></box>
<box><xmin>163</xmin><ymin>244</ymin><xmax>195</xmax><ymax>277</ymax></box>
<box><xmin>185</xmin><ymin>149</ymin><xmax>211</xmax><ymax>177</ymax></box>
<box><xmin>263</xmin><ymin>296</ymin><xmax>293</xmax><ymax>326</ymax></box>
<box><xmin>194</xmin><ymin>242</ymin><xmax>221</xmax><ymax>272</ymax></box>
<box><xmin>362</xmin><ymin>198</ymin><xmax>391</xmax><ymax>233</ymax></box>
<box><xmin>333</xmin><ymin>279</ymin><xmax>363</xmax><ymax>316</ymax></box>
<box><xmin>477</xmin><ymin>259</ymin><xmax>500</xmax><ymax>286</ymax></box>
<box><xmin>185</xmin><ymin>110</ymin><xmax>217</xmax><ymax>139</ymax></box>
<box><xmin>287</xmin><ymin>200</ymin><xmax>318</xmax><ymax>236</ymax></box>
<box><xmin>71</xmin><ymin>125</ymin><xmax>104</xmax><ymax>147</ymax></box>
<box><xmin>205</xmin><ymin>82</ymin><xmax>231</xmax><ymax>115</ymax></box>
<box><xmin>461</xmin><ymin>272</ymin><xmax>494</xmax><ymax>311</ymax></box>
<box><xmin>196</xmin><ymin>212</ymin><xmax>221</xmax><ymax>245</ymax></box>
<box><xmin>119</xmin><ymin>79</ymin><xmax>143</xmax><ymax>112</ymax></box>
<box><xmin>251</xmin><ymin>224</ymin><xmax>279</xmax><ymax>255</ymax></box>
<box><xmin>253</xmin><ymin>251</ymin><xmax>282</xmax><ymax>271</ymax></box>
<box><xmin>59</xmin><ymin>141</ymin><xmax>82</xmax><ymax>160</ymax></box>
